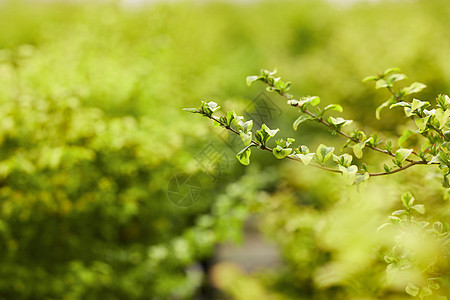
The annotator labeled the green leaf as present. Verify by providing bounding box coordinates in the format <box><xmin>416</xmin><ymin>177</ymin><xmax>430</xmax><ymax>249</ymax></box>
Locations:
<box><xmin>362</xmin><ymin>75</ymin><xmax>378</xmax><ymax>82</ymax></box>
<box><xmin>401</xmin><ymin>192</ymin><xmax>414</xmax><ymax>208</ymax></box>
<box><xmin>411</xmin><ymin>98</ymin><xmax>430</xmax><ymax>111</ymax></box>
<box><xmin>239</xmin><ymin>131</ymin><xmax>252</xmax><ymax>147</ymax></box>
<box><xmin>309</xmin><ymin>96</ymin><xmax>320</xmax><ymax>106</ymax></box>
<box><xmin>387</xmin><ymin>73</ymin><xmax>407</xmax><ymax>84</ymax></box>
<box><xmin>403</xmin><ymin>82</ymin><xmax>427</xmax><ymax>95</ymax></box>
<box><xmin>339</xmin><ymin>165</ymin><xmax>358</xmax><ymax>185</ymax></box>
<box><xmin>434</xmin><ymin>108</ymin><xmax>450</xmax><ymax>129</ymax></box>
<box><xmin>328</xmin><ymin>116</ymin><xmax>352</xmax><ymax>130</ymax></box>
<box><xmin>405</xmin><ymin>283</ymin><xmax>419</xmax><ymax>297</ymax></box>
<box><xmin>323</xmin><ymin>104</ymin><xmax>343</xmax><ymax>113</ymax></box>
<box><xmin>412</xmin><ymin>204</ymin><xmax>425</xmax><ymax>214</ymax></box>
<box><xmin>293</xmin><ymin>115</ymin><xmax>314</xmax><ymax>130</ymax></box>
<box><xmin>354</xmin><ymin>172</ymin><xmax>369</xmax><ymax>184</ymax></box>
<box><xmin>316</xmin><ymin>144</ymin><xmax>335</xmax><ymax>164</ymax></box>
<box><xmin>273</xmin><ymin>146</ymin><xmax>292</xmax><ymax>159</ymax></box>
<box><xmin>295</xmin><ymin>153</ymin><xmax>314</xmax><ymax>165</ymax></box>
<box><xmin>389</xmin><ymin>101</ymin><xmax>410</xmax><ymax>109</ymax></box>
<box><xmin>201</xmin><ymin>101</ymin><xmax>221</xmax><ymax>117</ymax></box>
<box><xmin>236</xmin><ymin>148</ymin><xmax>251</xmax><ymax>165</ymax></box>
<box><xmin>263</xmin><ymin>124</ymin><xmax>279</xmax><ymax>137</ymax></box>
<box><xmin>334</xmin><ymin>153</ymin><xmax>353</xmax><ymax>168</ymax></box>
<box><xmin>237</xmin><ymin>120</ymin><xmax>253</xmax><ymax>132</ymax></box>
<box><xmin>376</xmin><ymin>99</ymin><xmax>393</xmax><ymax>120</ymax></box>
<box><xmin>384</xmin><ymin>67</ymin><xmax>401</xmax><ymax>76</ymax></box>
<box><xmin>182</xmin><ymin>108</ymin><xmax>198</xmax><ymax>113</ymax></box>
<box><xmin>375</xmin><ymin>79</ymin><xmax>389</xmax><ymax>89</ymax></box>
<box><xmin>255</xmin><ymin>124</ymin><xmax>279</xmax><ymax>145</ymax></box>
<box><xmin>415</xmin><ymin>115</ymin><xmax>430</xmax><ymax>132</ymax></box>
<box><xmin>353</xmin><ymin>142</ymin><xmax>365</xmax><ymax>159</ymax></box>
<box><xmin>395</xmin><ymin>148</ymin><xmax>413</xmax><ymax>164</ymax></box>
<box><xmin>224</xmin><ymin>110</ymin><xmax>236</xmax><ymax>126</ymax></box>
<box><xmin>298</xmin><ymin>145</ymin><xmax>310</xmax><ymax>154</ymax></box>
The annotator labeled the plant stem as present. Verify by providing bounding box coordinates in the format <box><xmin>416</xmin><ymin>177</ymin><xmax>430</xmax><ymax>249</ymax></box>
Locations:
<box><xmin>207</xmin><ymin>113</ymin><xmax>437</xmax><ymax>178</ymax></box>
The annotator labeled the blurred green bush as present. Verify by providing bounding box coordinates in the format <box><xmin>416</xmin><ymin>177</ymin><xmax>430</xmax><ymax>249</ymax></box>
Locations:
<box><xmin>0</xmin><ymin>0</ymin><xmax>449</xmax><ymax>299</ymax></box>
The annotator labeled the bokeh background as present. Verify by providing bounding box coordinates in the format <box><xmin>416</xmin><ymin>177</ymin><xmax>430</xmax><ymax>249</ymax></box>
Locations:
<box><xmin>0</xmin><ymin>0</ymin><xmax>449</xmax><ymax>299</ymax></box>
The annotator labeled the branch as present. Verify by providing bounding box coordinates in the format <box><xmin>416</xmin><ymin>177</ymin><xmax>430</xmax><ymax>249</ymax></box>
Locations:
<box><xmin>387</xmin><ymin>86</ymin><xmax>450</xmax><ymax>143</ymax></box>
<box><xmin>279</xmin><ymin>92</ymin><xmax>418</xmax><ymax>163</ymax></box>
<box><xmin>207</xmin><ymin>114</ymin><xmax>436</xmax><ymax>178</ymax></box>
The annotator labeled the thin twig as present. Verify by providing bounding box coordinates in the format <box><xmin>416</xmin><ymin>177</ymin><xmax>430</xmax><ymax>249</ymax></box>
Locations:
<box><xmin>207</xmin><ymin>113</ymin><xmax>437</xmax><ymax>177</ymax></box>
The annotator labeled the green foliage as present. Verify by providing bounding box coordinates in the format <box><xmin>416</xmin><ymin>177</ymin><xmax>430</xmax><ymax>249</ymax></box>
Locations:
<box><xmin>189</xmin><ymin>67</ymin><xmax>450</xmax><ymax>298</ymax></box>
<box><xmin>3</xmin><ymin>0</ymin><xmax>450</xmax><ymax>299</ymax></box>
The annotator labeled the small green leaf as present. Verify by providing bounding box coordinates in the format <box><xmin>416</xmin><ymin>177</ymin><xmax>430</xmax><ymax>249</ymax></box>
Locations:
<box><xmin>262</xmin><ymin>124</ymin><xmax>279</xmax><ymax>137</ymax></box>
<box><xmin>239</xmin><ymin>131</ymin><xmax>252</xmax><ymax>147</ymax></box>
<box><xmin>316</xmin><ymin>144</ymin><xmax>335</xmax><ymax>164</ymax></box>
<box><xmin>387</xmin><ymin>73</ymin><xmax>407</xmax><ymax>84</ymax></box>
<box><xmin>405</xmin><ymin>283</ymin><xmax>419</xmax><ymax>297</ymax></box>
<box><xmin>339</xmin><ymin>165</ymin><xmax>358</xmax><ymax>185</ymax></box>
<box><xmin>323</xmin><ymin>104</ymin><xmax>343</xmax><ymax>113</ymax></box>
<box><xmin>403</xmin><ymin>82</ymin><xmax>427</xmax><ymax>95</ymax></box>
<box><xmin>246</xmin><ymin>75</ymin><xmax>260</xmax><ymax>86</ymax></box>
<box><xmin>255</xmin><ymin>124</ymin><xmax>279</xmax><ymax>145</ymax></box>
<box><xmin>309</xmin><ymin>96</ymin><xmax>320</xmax><ymax>106</ymax></box>
<box><xmin>328</xmin><ymin>116</ymin><xmax>352</xmax><ymax>127</ymax></box>
<box><xmin>415</xmin><ymin>115</ymin><xmax>430</xmax><ymax>132</ymax></box>
<box><xmin>411</xmin><ymin>98</ymin><xmax>430</xmax><ymax>111</ymax></box>
<box><xmin>362</xmin><ymin>75</ymin><xmax>378</xmax><ymax>82</ymax></box>
<box><xmin>354</xmin><ymin>172</ymin><xmax>369</xmax><ymax>184</ymax></box>
<box><xmin>183</xmin><ymin>108</ymin><xmax>198</xmax><ymax>113</ymax></box>
<box><xmin>401</xmin><ymin>192</ymin><xmax>414</xmax><ymax>208</ymax></box>
<box><xmin>295</xmin><ymin>153</ymin><xmax>314</xmax><ymax>165</ymax></box>
<box><xmin>376</xmin><ymin>79</ymin><xmax>389</xmax><ymax>89</ymax></box>
<box><xmin>384</xmin><ymin>67</ymin><xmax>401</xmax><ymax>76</ymax></box>
<box><xmin>273</xmin><ymin>146</ymin><xmax>292</xmax><ymax>159</ymax></box>
<box><xmin>298</xmin><ymin>145</ymin><xmax>310</xmax><ymax>154</ymax></box>
<box><xmin>434</xmin><ymin>108</ymin><xmax>450</xmax><ymax>130</ymax></box>
<box><xmin>353</xmin><ymin>142</ymin><xmax>365</xmax><ymax>159</ymax></box>
<box><xmin>334</xmin><ymin>153</ymin><xmax>353</xmax><ymax>168</ymax></box>
<box><xmin>412</xmin><ymin>204</ymin><xmax>425</xmax><ymax>214</ymax></box>
<box><xmin>389</xmin><ymin>101</ymin><xmax>410</xmax><ymax>109</ymax></box>
<box><xmin>236</xmin><ymin>148</ymin><xmax>251</xmax><ymax>165</ymax></box>
<box><xmin>293</xmin><ymin>115</ymin><xmax>314</xmax><ymax>130</ymax></box>
<box><xmin>376</xmin><ymin>99</ymin><xmax>394</xmax><ymax>120</ymax></box>
<box><xmin>383</xmin><ymin>164</ymin><xmax>391</xmax><ymax>173</ymax></box>
<box><xmin>395</xmin><ymin>148</ymin><xmax>413</xmax><ymax>164</ymax></box>
<box><xmin>237</xmin><ymin>120</ymin><xmax>253</xmax><ymax>132</ymax></box>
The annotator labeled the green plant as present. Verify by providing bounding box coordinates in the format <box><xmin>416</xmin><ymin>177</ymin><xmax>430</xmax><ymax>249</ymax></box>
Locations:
<box><xmin>185</xmin><ymin>68</ymin><xmax>450</xmax><ymax>187</ymax></box>
<box><xmin>185</xmin><ymin>68</ymin><xmax>450</xmax><ymax>298</ymax></box>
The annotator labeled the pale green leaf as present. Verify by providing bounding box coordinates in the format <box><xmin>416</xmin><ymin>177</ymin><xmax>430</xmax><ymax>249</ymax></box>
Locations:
<box><xmin>353</xmin><ymin>142</ymin><xmax>365</xmax><ymax>159</ymax></box>
<box><xmin>323</xmin><ymin>104</ymin><xmax>343</xmax><ymax>113</ymax></box>
<box><xmin>395</xmin><ymin>148</ymin><xmax>413</xmax><ymax>164</ymax></box>
<box><xmin>293</xmin><ymin>115</ymin><xmax>314</xmax><ymax>130</ymax></box>
<box><xmin>239</xmin><ymin>131</ymin><xmax>252</xmax><ymax>147</ymax></box>
<box><xmin>403</xmin><ymin>82</ymin><xmax>427</xmax><ymax>95</ymax></box>
<box><xmin>316</xmin><ymin>144</ymin><xmax>335</xmax><ymax>163</ymax></box>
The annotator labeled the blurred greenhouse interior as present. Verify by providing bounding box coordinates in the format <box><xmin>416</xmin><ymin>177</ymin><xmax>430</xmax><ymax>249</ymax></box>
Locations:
<box><xmin>0</xmin><ymin>0</ymin><xmax>449</xmax><ymax>299</ymax></box>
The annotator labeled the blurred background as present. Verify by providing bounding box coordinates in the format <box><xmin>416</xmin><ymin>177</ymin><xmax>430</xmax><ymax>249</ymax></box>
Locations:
<box><xmin>0</xmin><ymin>0</ymin><xmax>449</xmax><ymax>299</ymax></box>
